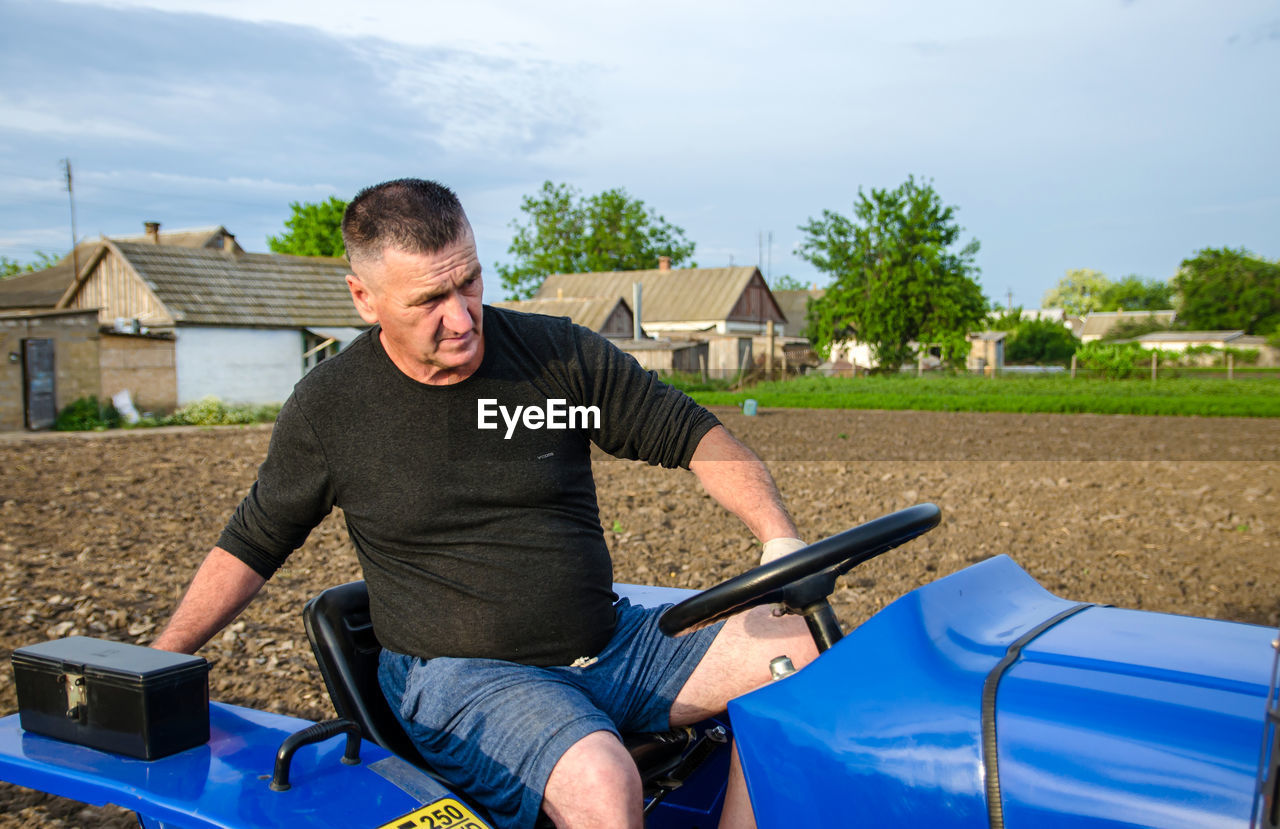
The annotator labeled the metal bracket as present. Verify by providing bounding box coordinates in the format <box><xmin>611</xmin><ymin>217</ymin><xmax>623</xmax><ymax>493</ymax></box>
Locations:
<box><xmin>61</xmin><ymin>673</ymin><xmax>87</xmax><ymax>720</ymax></box>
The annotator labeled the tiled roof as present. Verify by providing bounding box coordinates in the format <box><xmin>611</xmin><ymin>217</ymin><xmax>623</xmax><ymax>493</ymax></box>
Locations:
<box><xmin>3</xmin><ymin>227</ymin><xmax>244</xmax><ymax>311</ymax></box>
<box><xmin>772</xmin><ymin>288</ymin><xmax>824</xmax><ymax>328</ymax></box>
<box><xmin>536</xmin><ymin>266</ymin><xmax>765</xmax><ymax>322</ymax></box>
<box><xmin>114</xmin><ymin>242</ymin><xmax>364</xmax><ymax>327</ymax></box>
<box><xmin>1080</xmin><ymin>310</ymin><xmax>1176</xmax><ymax>338</ymax></box>
<box><xmin>1134</xmin><ymin>330</ymin><xmax>1245</xmax><ymax>343</ymax></box>
<box><xmin>0</xmin><ymin>263</ymin><xmax>76</xmax><ymax>309</ymax></box>
<box><xmin>110</xmin><ymin>226</ymin><xmax>240</xmax><ymax>250</ymax></box>
<box><xmin>492</xmin><ymin>296</ymin><xmax>632</xmax><ymax>333</ymax></box>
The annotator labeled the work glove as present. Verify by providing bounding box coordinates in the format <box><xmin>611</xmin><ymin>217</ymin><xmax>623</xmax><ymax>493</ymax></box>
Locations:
<box><xmin>760</xmin><ymin>537</ymin><xmax>807</xmax><ymax>617</ymax></box>
<box><xmin>761</xmin><ymin>536</ymin><xmax>807</xmax><ymax>566</ymax></box>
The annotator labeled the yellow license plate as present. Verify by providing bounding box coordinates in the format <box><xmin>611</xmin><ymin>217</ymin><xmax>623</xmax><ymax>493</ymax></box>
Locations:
<box><xmin>376</xmin><ymin>797</ymin><xmax>490</xmax><ymax>829</ymax></box>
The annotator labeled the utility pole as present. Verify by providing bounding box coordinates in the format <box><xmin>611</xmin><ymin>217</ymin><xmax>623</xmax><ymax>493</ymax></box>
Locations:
<box><xmin>62</xmin><ymin>158</ymin><xmax>79</xmax><ymax>279</ymax></box>
<box><xmin>1006</xmin><ymin>287</ymin><xmax>1013</xmax><ymax>312</ymax></box>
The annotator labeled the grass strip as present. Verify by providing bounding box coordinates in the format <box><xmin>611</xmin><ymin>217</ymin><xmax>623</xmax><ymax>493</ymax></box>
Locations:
<box><xmin>682</xmin><ymin>374</ymin><xmax>1280</xmax><ymax>418</ymax></box>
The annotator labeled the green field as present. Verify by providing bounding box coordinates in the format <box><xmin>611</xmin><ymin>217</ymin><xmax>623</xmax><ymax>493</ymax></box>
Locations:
<box><xmin>680</xmin><ymin>372</ymin><xmax>1280</xmax><ymax>418</ymax></box>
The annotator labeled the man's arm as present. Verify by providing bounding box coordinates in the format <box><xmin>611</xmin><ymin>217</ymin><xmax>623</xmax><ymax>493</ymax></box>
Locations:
<box><xmin>688</xmin><ymin>425</ymin><xmax>799</xmax><ymax>545</ymax></box>
<box><xmin>151</xmin><ymin>546</ymin><xmax>266</xmax><ymax>654</ymax></box>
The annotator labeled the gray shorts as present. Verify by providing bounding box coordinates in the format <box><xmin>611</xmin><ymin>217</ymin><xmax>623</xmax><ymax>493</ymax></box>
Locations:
<box><xmin>378</xmin><ymin>599</ymin><xmax>724</xmax><ymax>829</ymax></box>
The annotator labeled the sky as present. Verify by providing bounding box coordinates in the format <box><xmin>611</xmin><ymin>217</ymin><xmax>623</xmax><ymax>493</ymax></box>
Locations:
<box><xmin>1</xmin><ymin>0</ymin><xmax>1276</xmax><ymax>306</ymax></box>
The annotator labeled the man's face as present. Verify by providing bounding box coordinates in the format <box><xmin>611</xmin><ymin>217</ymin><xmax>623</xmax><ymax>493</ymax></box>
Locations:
<box><xmin>346</xmin><ymin>231</ymin><xmax>484</xmax><ymax>384</ymax></box>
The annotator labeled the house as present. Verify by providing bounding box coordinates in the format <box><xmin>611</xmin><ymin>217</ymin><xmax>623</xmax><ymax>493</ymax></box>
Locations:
<box><xmin>0</xmin><ymin>224</ymin><xmax>369</xmax><ymax>420</ymax></box>
<box><xmin>53</xmin><ymin>235</ymin><xmax>365</xmax><ymax>408</ymax></box>
<box><xmin>492</xmin><ymin>296</ymin><xmax>643</xmax><ymax>339</ymax></box>
<box><xmin>771</xmin><ymin>289</ymin><xmax>822</xmax><ymax>338</ymax></box>
<box><xmin>772</xmin><ymin>287</ymin><xmax>947</xmax><ymax>373</ymax></box>
<box><xmin>0</xmin><ymin>308</ymin><xmax>102</xmax><ymax>430</ymax></box>
<box><xmin>534</xmin><ymin>261</ymin><xmax>788</xmax><ymax>375</ymax></box>
<box><xmin>1079</xmin><ymin>310</ymin><xmax>1177</xmax><ymax>342</ymax></box>
<box><xmin>0</xmin><ymin>265</ymin><xmax>83</xmax><ymax>312</ymax></box>
<box><xmin>113</xmin><ymin>223</ymin><xmax>244</xmax><ymax>252</ymax></box>
<box><xmin>967</xmin><ymin>330</ymin><xmax>1007</xmax><ymax>373</ymax></box>
<box><xmin>609</xmin><ymin>337</ymin><xmax>709</xmax><ymax>374</ymax></box>
<box><xmin>535</xmin><ymin>260</ymin><xmax>788</xmax><ymax>337</ymax></box>
<box><xmin>1122</xmin><ymin>331</ymin><xmax>1280</xmax><ymax>366</ymax></box>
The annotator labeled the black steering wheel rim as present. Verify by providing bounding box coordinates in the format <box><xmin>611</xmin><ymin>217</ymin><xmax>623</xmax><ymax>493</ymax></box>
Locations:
<box><xmin>658</xmin><ymin>503</ymin><xmax>942</xmax><ymax>637</ymax></box>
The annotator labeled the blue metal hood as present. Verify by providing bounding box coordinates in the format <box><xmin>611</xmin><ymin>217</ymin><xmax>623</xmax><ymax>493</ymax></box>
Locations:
<box><xmin>728</xmin><ymin>555</ymin><xmax>1274</xmax><ymax>828</ymax></box>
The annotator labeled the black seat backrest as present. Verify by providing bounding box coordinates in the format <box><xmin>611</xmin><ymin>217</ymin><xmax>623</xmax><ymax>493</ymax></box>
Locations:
<box><xmin>302</xmin><ymin>580</ymin><xmax>427</xmax><ymax>766</ymax></box>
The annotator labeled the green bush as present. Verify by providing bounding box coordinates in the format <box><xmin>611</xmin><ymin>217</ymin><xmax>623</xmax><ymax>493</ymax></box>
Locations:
<box><xmin>1005</xmin><ymin>318</ymin><xmax>1078</xmax><ymax>365</ymax></box>
<box><xmin>163</xmin><ymin>396</ymin><xmax>281</xmax><ymax>426</ymax></box>
<box><xmin>54</xmin><ymin>396</ymin><xmax>121</xmax><ymax>431</ymax></box>
<box><xmin>1224</xmin><ymin>347</ymin><xmax>1260</xmax><ymax>365</ymax></box>
<box><xmin>1073</xmin><ymin>341</ymin><xmax>1153</xmax><ymax>379</ymax></box>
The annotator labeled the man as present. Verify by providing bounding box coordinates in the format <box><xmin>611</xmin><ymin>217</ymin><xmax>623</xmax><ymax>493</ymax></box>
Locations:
<box><xmin>153</xmin><ymin>179</ymin><xmax>816</xmax><ymax>828</ymax></box>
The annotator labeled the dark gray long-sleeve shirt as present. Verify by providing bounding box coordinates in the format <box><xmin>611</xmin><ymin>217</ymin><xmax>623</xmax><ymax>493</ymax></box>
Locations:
<box><xmin>218</xmin><ymin>306</ymin><xmax>719</xmax><ymax>665</ymax></box>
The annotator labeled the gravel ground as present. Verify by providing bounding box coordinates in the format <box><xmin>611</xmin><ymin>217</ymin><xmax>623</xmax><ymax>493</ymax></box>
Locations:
<box><xmin>1</xmin><ymin>408</ymin><xmax>1277</xmax><ymax>826</ymax></box>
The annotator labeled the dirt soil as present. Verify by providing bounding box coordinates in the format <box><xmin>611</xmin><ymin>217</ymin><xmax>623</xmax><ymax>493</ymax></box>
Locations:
<box><xmin>2</xmin><ymin>408</ymin><xmax>1278</xmax><ymax>827</ymax></box>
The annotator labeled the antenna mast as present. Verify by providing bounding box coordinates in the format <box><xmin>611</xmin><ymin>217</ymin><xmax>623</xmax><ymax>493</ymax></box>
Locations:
<box><xmin>62</xmin><ymin>158</ymin><xmax>79</xmax><ymax>279</ymax></box>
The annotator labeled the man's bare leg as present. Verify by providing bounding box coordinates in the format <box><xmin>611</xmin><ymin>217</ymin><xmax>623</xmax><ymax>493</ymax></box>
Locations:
<box><xmin>671</xmin><ymin>605</ymin><xmax>819</xmax><ymax>829</ymax></box>
<box><xmin>542</xmin><ymin>730</ymin><xmax>644</xmax><ymax>828</ymax></box>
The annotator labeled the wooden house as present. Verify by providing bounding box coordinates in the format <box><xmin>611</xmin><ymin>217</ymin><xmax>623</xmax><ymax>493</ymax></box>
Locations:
<box><xmin>46</xmin><ymin>232</ymin><xmax>365</xmax><ymax>409</ymax></box>
<box><xmin>535</xmin><ymin>261</ymin><xmax>788</xmax><ymax>337</ymax></box>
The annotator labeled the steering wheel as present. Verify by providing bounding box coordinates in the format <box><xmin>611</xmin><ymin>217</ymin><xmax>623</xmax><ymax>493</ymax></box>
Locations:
<box><xmin>658</xmin><ymin>503</ymin><xmax>941</xmax><ymax>651</ymax></box>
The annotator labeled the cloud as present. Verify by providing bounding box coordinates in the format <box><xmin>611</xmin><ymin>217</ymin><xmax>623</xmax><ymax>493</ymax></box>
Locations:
<box><xmin>0</xmin><ymin>96</ymin><xmax>173</xmax><ymax>144</ymax></box>
<box><xmin>348</xmin><ymin>39</ymin><xmax>596</xmax><ymax>157</ymax></box>
<box><xmin>3</xmin><ymin>0</ymin><xmax>1278</xmax><ymax>302</ymax></box>
<box><xmin>0</xmin><ymin>1</ymin><xmax>595</xmax><ymax>176</ymax></box>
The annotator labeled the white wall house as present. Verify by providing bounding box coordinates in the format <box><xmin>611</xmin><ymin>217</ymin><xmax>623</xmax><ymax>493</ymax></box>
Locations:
<box><xmin>54</xmin><ymin>230</ymin><xmax>368</xmax><ymax>407</ymax></box>
<box><xmin>173</xmin><ymin>326</ymin><xmax>365</xmax><ymax>404</ymax></box>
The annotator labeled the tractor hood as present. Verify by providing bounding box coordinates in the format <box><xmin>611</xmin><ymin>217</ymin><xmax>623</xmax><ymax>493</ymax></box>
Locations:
<box><xmin>729</xmin><ymin>555</ymin><xmax>1275</xmax><ymax>828</ymax></box>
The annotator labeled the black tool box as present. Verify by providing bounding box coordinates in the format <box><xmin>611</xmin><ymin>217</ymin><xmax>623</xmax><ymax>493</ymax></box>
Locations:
<box><xmin>11</xmin><ymin>636</ymin><xmax>209</xmax><ymax>760</ymax></box>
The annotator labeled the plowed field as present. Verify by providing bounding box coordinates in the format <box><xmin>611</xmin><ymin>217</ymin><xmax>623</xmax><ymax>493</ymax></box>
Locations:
<box><xmin>2</xmin><ymin>408</ymin><xmax>1277</xmax><ymax>826</ymax></box>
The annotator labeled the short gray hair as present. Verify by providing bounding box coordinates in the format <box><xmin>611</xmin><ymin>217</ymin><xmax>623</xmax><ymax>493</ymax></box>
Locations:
<box><xmin>342</xmin><ymin>179</ymin><xmax>470</xmax><ymax>265</ymax></box>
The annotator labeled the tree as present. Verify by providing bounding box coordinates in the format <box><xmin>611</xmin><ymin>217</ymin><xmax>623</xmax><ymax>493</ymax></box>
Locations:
<box><xmin>988</xmin><ymin>306</ymin><xmax>1023</xmax><ymax>331</ymax></box>
<box><xmin>769</xmin><ymin>274</ymin><xmax>808</xmax><ymax>291</ymax></box>
<box><xmin>1005</xmin><ymin>318</ymin><xmax>1079</xmax><ymax>365</ymax></box>
<box><xmin>797</xmin><ymin>176</ymin><xmax>987</xmax><ymax>370</ymax></box>
<box><xmin>1173</xmin><ymin>247</ymin><xmax>1280</xmax><ymax>334</ymax></box>
<box><xmin>497</xmin><ymin>182</ymin><xmax>696</xmax><ymax>299</ymax></box>
<box><xmin>267</xmin><ymin>196</ymin><xmax>348</xmax><ymax>258</ymax></box>
<box><xmin>1042</xmin><ymin>269</ymin><xmax>1111</xmax><ymax>316</ymax></box>
<box><xmin>1097</xmin><ymin>275</ymin><xmax>1173</xmax><ymax>311</ymax></box>
<box><xmin>1</xmin><ymin>251</ymin><xmax>59</xmax><ymax>278</ymax></box>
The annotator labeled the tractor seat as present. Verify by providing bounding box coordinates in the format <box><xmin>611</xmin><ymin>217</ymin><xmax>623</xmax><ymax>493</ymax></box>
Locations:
<box><xmin>302</xmin><ymin>581</ymin><xmax>693</xmax><ymax>790</ymax></box>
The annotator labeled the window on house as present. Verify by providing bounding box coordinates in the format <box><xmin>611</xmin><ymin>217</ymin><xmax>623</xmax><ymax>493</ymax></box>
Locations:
<box><xmin>303</xmin><ymin>332</ymin><xmax>339</xmax><ymax>373</ymax></box>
